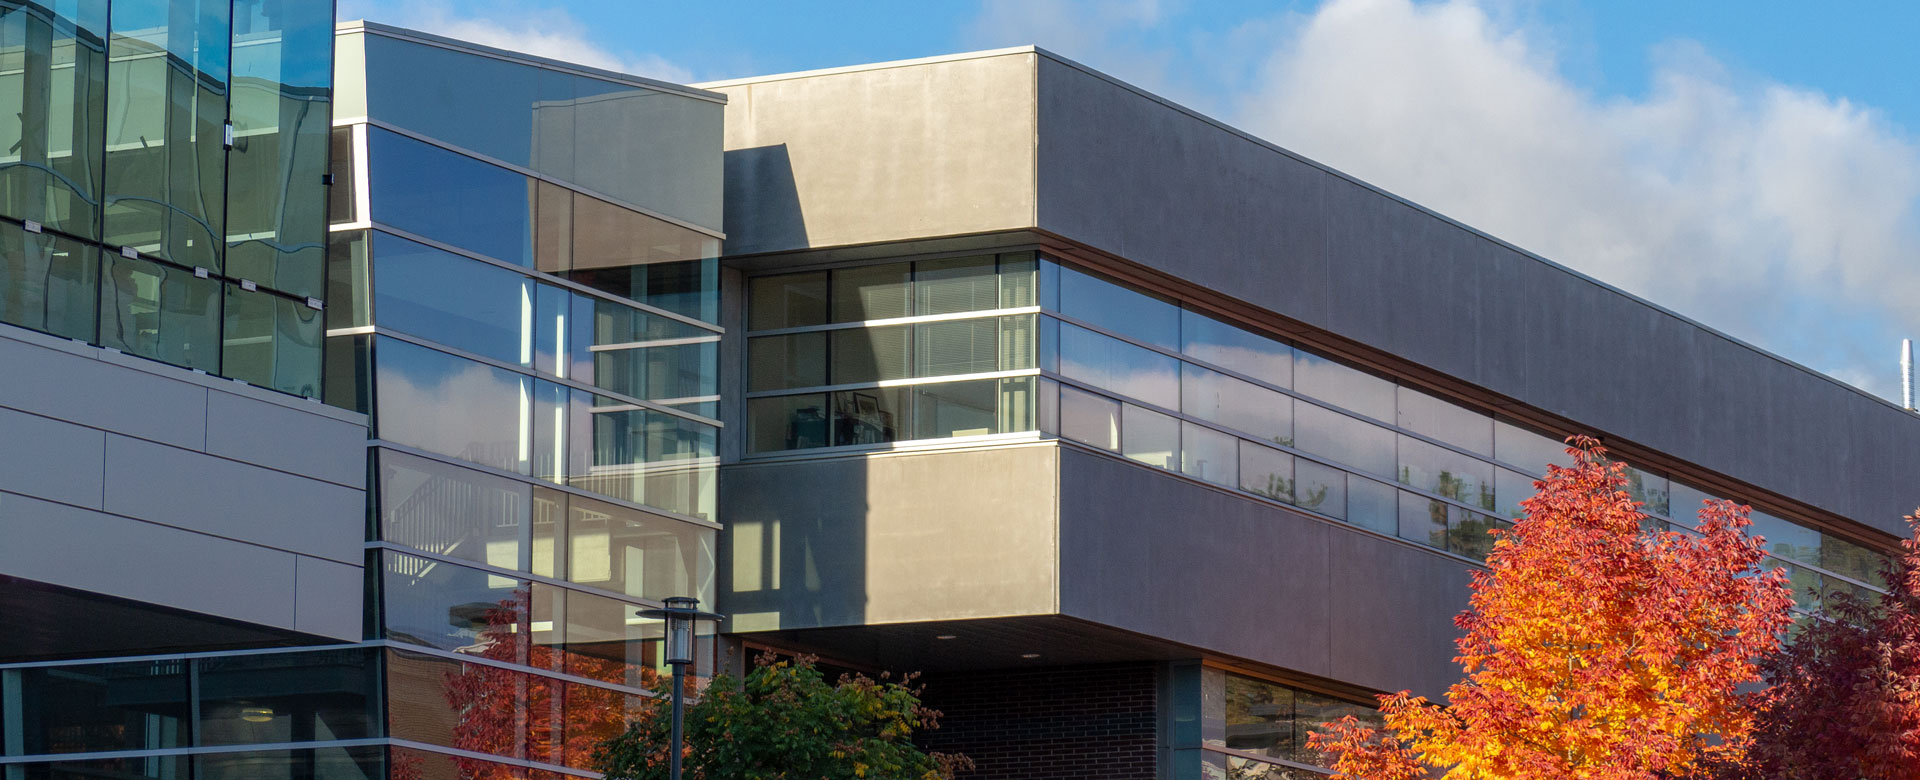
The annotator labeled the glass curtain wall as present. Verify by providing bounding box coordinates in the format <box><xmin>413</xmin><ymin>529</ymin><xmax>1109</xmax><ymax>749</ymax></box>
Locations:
<box><xmin>0</xmin><ymin>0</ymin><xmax>332</xmax><ymax>397</ymax></box>
<box><xmin>743</xmin><ymin>253</ymin><xmax>1892</xmax><ymax>606</ymax></box>
<box><xmin>1198</xmin><ymin>668</ymin><xmax>1381</xmax><ymax>778</ymax></box>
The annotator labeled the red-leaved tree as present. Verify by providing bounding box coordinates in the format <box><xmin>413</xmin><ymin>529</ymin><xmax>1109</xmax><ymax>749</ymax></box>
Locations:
<box><xmin>1738</xmin><ymin>512</ymin><xmax>1920</xmax><ymax>780</ymax></box>
<box><xmin>1308</xmin><ymin>437</ymin><xmax>1794</xmax><ymax>780</ymax></box>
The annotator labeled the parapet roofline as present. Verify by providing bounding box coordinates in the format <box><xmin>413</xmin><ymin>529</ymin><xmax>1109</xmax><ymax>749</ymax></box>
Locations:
<box><xmin>707</xmin><ymin>43</ymin><xmax>1915</xmax><ymax>419</ymax></box>
<box><xmin>334</xmin><ymin>19</ymin><xmax>727</xmax><ymax>104</ymax></box>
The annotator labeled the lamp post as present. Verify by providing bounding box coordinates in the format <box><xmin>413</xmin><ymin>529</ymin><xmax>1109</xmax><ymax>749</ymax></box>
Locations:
<box><xmin>637</xmin><ymin>596</ymin><xmax>723</xmax><ymax>780</ymax></box>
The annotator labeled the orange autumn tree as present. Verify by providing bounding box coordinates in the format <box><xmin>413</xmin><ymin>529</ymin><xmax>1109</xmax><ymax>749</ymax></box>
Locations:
<box><xmin>1307</xmin><ymin>437</ymin><xmax>1794</xmax><ymax>780</ymax></box>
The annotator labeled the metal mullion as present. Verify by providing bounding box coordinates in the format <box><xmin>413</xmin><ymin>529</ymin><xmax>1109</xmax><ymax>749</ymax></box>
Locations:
<box><xmin>743</xmin><ymin>305</ymin><xmax>1042</xmax><ymax>338</ymax></box>
<box><xmin>365</xmin><ymin>541</ymin><xmax>700</xmax><ymax>611</ymax></box>
<box><xmin>0</xmin><ymin>739</ymin><xmax>392</xmax><ymax>766</ymax></box>
<box><xmin>368</xmin><ymin>440</ymin><xmax>723</xmax><ymax>530</ymax></box>
<box><xmin>737</xmin><ymin>430</ymin><xmax>1047</xmax><ymax>462</ymax></box>
<box><xmin>743</xmin><ymin>368</ymin><xmax>1041</xmax><ymax>399</ymax></box>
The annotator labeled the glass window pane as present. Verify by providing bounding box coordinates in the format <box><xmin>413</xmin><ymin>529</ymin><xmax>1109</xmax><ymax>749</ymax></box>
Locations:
<box><xmin>1397</xmin><ymin>387</ymin><xmax>1492</xmax><ymax>457</ymax></box>
<box><xmin>1398</xmin><ymin>492</ymin><xmax>1449</xmax><ymax>551</ymax></box>
<box><xmin>328</xmin><ymin>126</ymin><xmax>356</xmax><ymax>224</ymax></box>
<box><xmin>1055</xmin><ymin>265</ymin><xmax>1179</xmax><ymax>349</ymax></box>
<box><xmin>196</xmin><ymin>650</ymin><xmax>379</xmax><ymax>747</ymax></box>
<box><xmin>747</xmin><ymin>271</ymin><xmax>826</xmax><ymax>330</ymax></box>
<box><xmin>566</xmin><ymin>495</ymin><xmax>714</xmax><ymax>603</ymax></box>
<box><xmin>830</xmin><ymin>324</ymin><xmax>911</xmax><ymax>384</ymax></box>
<box><xmin>325</xmin><ymin>230</ymin><xmax>370</xmax><ymax>329</ymax></box>
<box><xmin>916</xmin><ymin>317</ymin><xmax>997</xmax><ymax>377</ymax></box>
<box><xmin>573</xmin><ymin>395</ymin><xmax>717</xmax><ymax>519</ymax></box>
<box><xmin>1495</xmin><ymin>467</ymin><xmax>1535</xmax><ymax>521</ymax></box>
<box><xmin>366</xmin><ymin>127</ymin><xmax>531</xmax><ymax>266</ymax></box>
<box><xmin>832</xmin><ymin>262</ymin><xmax>910</xmax><ymax>322</ymax></box>
<box><xmin>1750</xmin><ymin>511</ymin><xmax>1821</xmax><ymax>566</ymax></box>
<box><xmin>1820</xmin><ymin>534</ymin><xmax>1888</xmax><ymax>587</ymax></box>
<box><xmin>1294</xmin><ymin>403</ymin><xmax>1395</xmax><ymax>478</ymax></box>
<box><xmin>1348</xmin><ymin>477</ymin><xmax>1398</xmax><ymax>535</ymax></box>
<box><xmin>372</xmin><ymin>231</ymin><xmax>531</xmax><ymax>365</ymax></box>
<box><xmin>1293</xmin><ymin>351</ymin><xmax>1395</xmax><ymax>421</ymax></box>
<box><xmin>377</xmin><ymin>449</ymin><xmax>531</xmax><ymax>573</ymax></box>
<box><xmin>1666</xmin><ymin>481</ymin><xmax>1716</xmax><ymax>527</ymax></box>
<box><xmin>104</xmin><ymin>0</ymin><xmax>229</xmax><ymax>271</ymax></box>
<box><xmin>0</xmin><ymin>1</ymin><xmax>107</xmax><ymax>239</ymax></box>
<box><xmin>385</xmin><ymin>649</ymin><xmax>526</xmax><ymax>759</ymax></box>
<box><xmin>1239</xmin><ymin>441</ymin><xmax>1294</xmax><ymax>503</ymax></box>
<box><xmin>1296</xmin><ymin>459</ymin><xmax>1346</xmax><ymax>518</ymax></box>
<box><xmin>1620</xmin><ymin>464</ymin><xmax>1670</xmax><ymax>517</ymax></box>
<box><xmin>7</xmin><ymin>660</ymin><xmax>189</xmax><ymax>754</ymax></box>
<box><xmin>1180</xmin><ymin>309</ymin><xmax>1291</xmax><ymax>388</ymax></box>
<box><xmin>376</xmin><ymin>338</ymin><xmax>530</xmax><ymax>474</ymax></box>
<box><xmin>532</xmin><ymin>486</ymin><xmax>565</xmax><ymax>579</ymax></box>
<box><xmin>194</xmin><ymin>747</ymin><xmax>384</xmax><ymax>780</ymax></box>
<box><xmin>0</xmin><ymin>223</ymin><xmax>98</xmax><ymax>340</ymax></box>
<box><xmin>1494</xmin><ymin>417</ymin><xmax>1573</xmax><ymax>473</ymax></box>
<box><xmin>571</xmin><ymin>257</ymin><xmax>719</xmax><ymax>326</ymax></box>
<box><xmin>542</xmin><ymin>586</ymin><xmax>660</xmax><ymax>689</ymax></box>
<box><xmin>1122</xmin><ymin>404</ymin><xmax>1179</xmax><ymax>470</ymax></box>
<box><xmin>915</xmin><ymin>379</ymin><xmax>998</xmax><ymax>439</ymax></box>
<box><xmin>98</xmin><ymin>253</ymin><xmax>220</xmax><ymax>372</ymax></box>
<box><xmin>998</xmin><ymin>312</ymin><xmax>1037</xmax><ymax>371</ymax></box>
<box><xmin>915</xmin><ymin>254</ymin><xmax>996</xmax><ymax>315</ymax></box>
<box><xmin>1058</xmin><ymin>322</ymin><xmax>1179</xmax><ymax>408</ymax></box>
<box><xmin>999</xmin><ymin>376</ymin><xmax>1038</xmax><ymax>433</ymax></box>
<box><xmin>597</xmin><ymin>341</ymin><xmax>719</xmax><ymax>414</ymax></box>
<box><xmin>1449</xmin><ymin>511</ymin><xmax>1506</xmax><ymax>560</ymax></box>
<box><xmin>222</xmin><ymin>284</ymin><xmax>323</xmax><ymax>397</ymax></box>
<box><xmin>998</xmin><ymin>251</ymin><xmax>1037</xmax><ymax>308</ymax></box>
<box><xmin>1398</xmin><ymin>435</ymin><xmax>1494</xmax><ymax>510</ymax></box>
<box><xmin>567</xmin><ymin>190</ymin><xmax>718</xmax><ymax>270</ymax></box>
<box><xmin>1223</xmin><ymin>675</ymin><xmax>1292</xmax><ymax>758</ymax></box>
<box><xmin>225</xmin><ymin>0</ymin><xmax>332</xmax><ymax>298</ymax></box>
<box><xmin>1182</xmin><ymin>422</ymin><xmax>1237</xmax><ymax>487</ymax></box>
<box><xmin>1181</xmin><ymin>363</ymin><xmax>1293</xmax><ymax>446</ymax></box>
<box><xmin>748</xmin><ymin>332</ymin><xmax>827</xmax><ymax>391</ymax></box>
<box><xmin>747</xmin><ymin>393</ymin><xmax>830</xmax><ymax>452</ymax></box>
<box><xmin>379</xmin><ymin>551</ymin><xmax>528</xmax><ymax>656</ymax></box>
<box><xmin>831</xmin><ymin>387</ymin><xmax>908</xmax><ymax>447</ymax></box>
<box><xmin>322</xmin><ymin>333</ymin><xmax>371</xmax><ymax>413</ymax></box>
<box><xmin>1059</xmin><ymin>384</ymin><xmax>1119</xmax><ymax>451</ymax></box>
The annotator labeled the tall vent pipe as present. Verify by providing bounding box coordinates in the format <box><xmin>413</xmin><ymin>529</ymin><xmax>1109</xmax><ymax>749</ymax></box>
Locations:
<box><xmin>1904</xmin><ymin>338</ymin><xmax>1915</xmax><ymax>411</ymax></box>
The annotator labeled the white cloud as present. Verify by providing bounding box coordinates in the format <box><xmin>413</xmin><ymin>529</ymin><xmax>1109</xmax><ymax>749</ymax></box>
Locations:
<box><xmin>1231</xmin><ymin>0</ymin><xmax>1920</xmax><ymax>400</ymax></box>
<box><xmin>964</xmin><ymin>0</ymin><xmax>1920</xmax><ymax>401</ymax></box>
<box><xmin>336</xmin><ymin>0</ymin><xmax>694</xmax><ymax>84</ymax></box>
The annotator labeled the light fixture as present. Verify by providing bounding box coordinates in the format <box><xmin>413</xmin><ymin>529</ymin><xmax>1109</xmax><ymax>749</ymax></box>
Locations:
<box><xmin>239</xmin><ymin>706</ymin><xmax>275</xmax><ymax>723</ymax></box>
<box><xmin>935</xmin><ymin>635</ymin><xmax>957</xmax><ymax>640</ymax></box>
<box><xmin>637</xmin><ymin>596</ymin><xmax>724</xmax><ymax>780</ymax></box>
<box><xmin>1020</xmin><ymin>653</ymin><xmax>1042</xmax><ymax>659</ymax></box>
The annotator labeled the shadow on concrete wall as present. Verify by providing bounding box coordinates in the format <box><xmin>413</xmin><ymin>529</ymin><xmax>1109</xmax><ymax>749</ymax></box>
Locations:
<box><xmin>722</xmin><ymin>144</ymin><xmax>807</xmax><ymax>255</ymax></box>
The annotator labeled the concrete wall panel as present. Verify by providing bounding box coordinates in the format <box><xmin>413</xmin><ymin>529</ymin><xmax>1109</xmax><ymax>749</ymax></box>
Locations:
<box><xmin>295</xmin><ymin>555</ymin><xmax>365</xmax><ymax>639</ymax></box>
<box><xmin>0</xmin><ymin>334</ymin><xmax>208</xmax><ymax>449</ymax></box>
<box><xmin>206</xmin><ymin>391</ymin><xmax>366</xmax><ymax>488</ymax></box>
<box><xmin>103</xmin><ymin>435</ymin><xmax>362</xmax><ymax>564</ymax></box>
<box><xmin>0</xmin><ymin>407</ymin><xmax>105</xmax><ymax>509</ymax></box>
<box><xmin>718</xmin><ymin>445</ymin><xmax>1059</xmax><ymax>632</ymax></box>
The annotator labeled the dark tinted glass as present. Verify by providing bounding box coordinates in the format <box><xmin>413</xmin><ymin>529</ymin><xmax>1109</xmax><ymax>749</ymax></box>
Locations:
<box><xmin>748</xmin><ymin>271</ymin><xmax>826</xmax><ymax>330</ymax></box>
<box><xmin>374</xmin><ymin>337</ymin><xmax>529</xmax><ymax>474</ymax></box>
<box><xmin>367</xmin><ymin>127</ymin><xmax>531</xmax><ymax>265</ymax></box>
<box><xmin>832</xmin><ymin>262</ymin><xmax>910</xmax><ymax>322</ymax></box>
<box><xmin>1180</xmin><ymin>309</ymin><xmax>1291</xmax><ymax>388</ymax></box>
<box><xmin>830</xmin><ymin>325</ymin><xmax>911</xmax><ymax>383</ymax></box>
<box><xmin>1056</xmin><ymin>265</ymin><xmax>1178</xmax><ymax>349</ymax></box>
<box><xmin>0</xmin><ymin>223</ymin><xmax>98</xmax><ymax>340</ymax></box>
<box><xmin>567</xmin><ymin>257</ymin><xmax>718</xmax><ymax>324</ymax></box>
<box><xmin>222</xmin><ymin>283</ymin><xmax>323</xmax><ymax>397</ymax></box>
<box><xmin>103</xmin><ymin>0</ymin><xmax>229</xmax><ymax>271</ymax></box>
<box><xmin>325</xmin><ymin>230</ymin><xmax>370</xmax><ymax>329</ymax></box>
<box><xmin>195</xmin><ymin>747</ymin><xmax>385</xmax><ymax>780</ymax></box>
<box><xmin>197</xmin><ymin>650</ymin><xmax>380</xmax><ymax>747</ymax></box>
<box><xmin>1223</xmin><ymin>674</ymin><xmax>1293</xmax><ymax>758</ymax></box>
<box><xmin>328</xmin><ymin>126</ymin><xmax>356</xmax><ymax>224</ymax></box>
<box><xmin>831</xmin><ymin>387</ymin><xmax>908</xmax><ymax>447</ymax></box>
<box><xmin>12</xmin><ymin>757</ymin><xmax>188</xmax><ymax>780</ymax></box>
<box><xmin>747</xmin><ymin>392</ymin><xmax>830</xmax><ymax>452</ymax></box>
<box><xmin>98</xmin><ymin>253</ymin><xmax>220</xmax><ymax>372</ymax></box>
<box><xmin>372</xmin><ymin>231</ymin><xmax>530</xmax><ymax>365</ymax></box>
<box><xmin>0</xmin><ymin>0</ymin><xmax>107</xmax><ymax>238</ymax></box>
<box><xmin>6</xmin><ymin>660</ymin><xmax>189</xmax><ymax>754</ymax></box>
<box><xmin>565</xmin><ymin>190</ymin><xmax>719</xmax><ymax>271</ymax></box>
<box><xmin>748</xmin><ymin>332</ymin><xmax>826</xmax><ymax>391</ymax></box>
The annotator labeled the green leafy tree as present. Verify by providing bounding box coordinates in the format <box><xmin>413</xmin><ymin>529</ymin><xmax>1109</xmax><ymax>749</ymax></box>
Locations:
<box><xmin>593</xmin><ymin>653</ymin><xmax>970</xmax><ymax>780</ymax></box>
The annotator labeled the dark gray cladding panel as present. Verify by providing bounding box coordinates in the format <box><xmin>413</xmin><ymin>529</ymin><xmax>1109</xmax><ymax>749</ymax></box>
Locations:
<box><xmin>1054</xmin><ymin>447</ymin><xmax>1468</xmax><ymax>699</ymax></box>
<box><xmin>1033</xmin><ymin>54</ymin><xmax>1920</xmax><ymax>538</ymax></box>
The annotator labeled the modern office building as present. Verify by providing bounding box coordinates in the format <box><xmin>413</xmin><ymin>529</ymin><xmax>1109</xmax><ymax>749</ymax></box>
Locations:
<box><xmin>1</xmin><ymin>12</ymin><xmax>1916</xmax><ymax>780</ymax></box>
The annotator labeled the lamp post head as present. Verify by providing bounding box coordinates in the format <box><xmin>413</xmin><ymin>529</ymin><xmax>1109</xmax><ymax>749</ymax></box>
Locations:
<box><xmin>637</xmin><ymin>596</ymin><xmax>724</xmax><ymax>667</ymax></box>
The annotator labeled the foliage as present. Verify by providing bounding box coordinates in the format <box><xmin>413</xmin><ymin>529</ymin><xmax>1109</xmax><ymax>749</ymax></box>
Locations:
<box><xmin>594</xmin><ymin>653</ymin><xmax>970</xmax><ymax>780</ymax></box>
<box><xmin>1738</xmin><ymin>512</ymin><xmax>1920</xmax><ymax>780</ymax></box>
<box><xmin>1307</xmin><ymin>437</ymin><xmax>1794</xmax><ymax>780</ymax></box>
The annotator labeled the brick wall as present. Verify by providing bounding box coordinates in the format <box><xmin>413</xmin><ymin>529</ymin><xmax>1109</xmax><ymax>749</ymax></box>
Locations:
<box><xmin>918</xmin><ymin>663</ymin><xmax>1160</xmax><ymax>780</ymax></box>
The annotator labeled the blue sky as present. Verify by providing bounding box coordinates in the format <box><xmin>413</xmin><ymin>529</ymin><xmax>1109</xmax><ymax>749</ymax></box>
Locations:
<box><xmin>341</xmin><ymin>0</ymin><xmax>1920</xmax><ymax>403</ymax></box>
